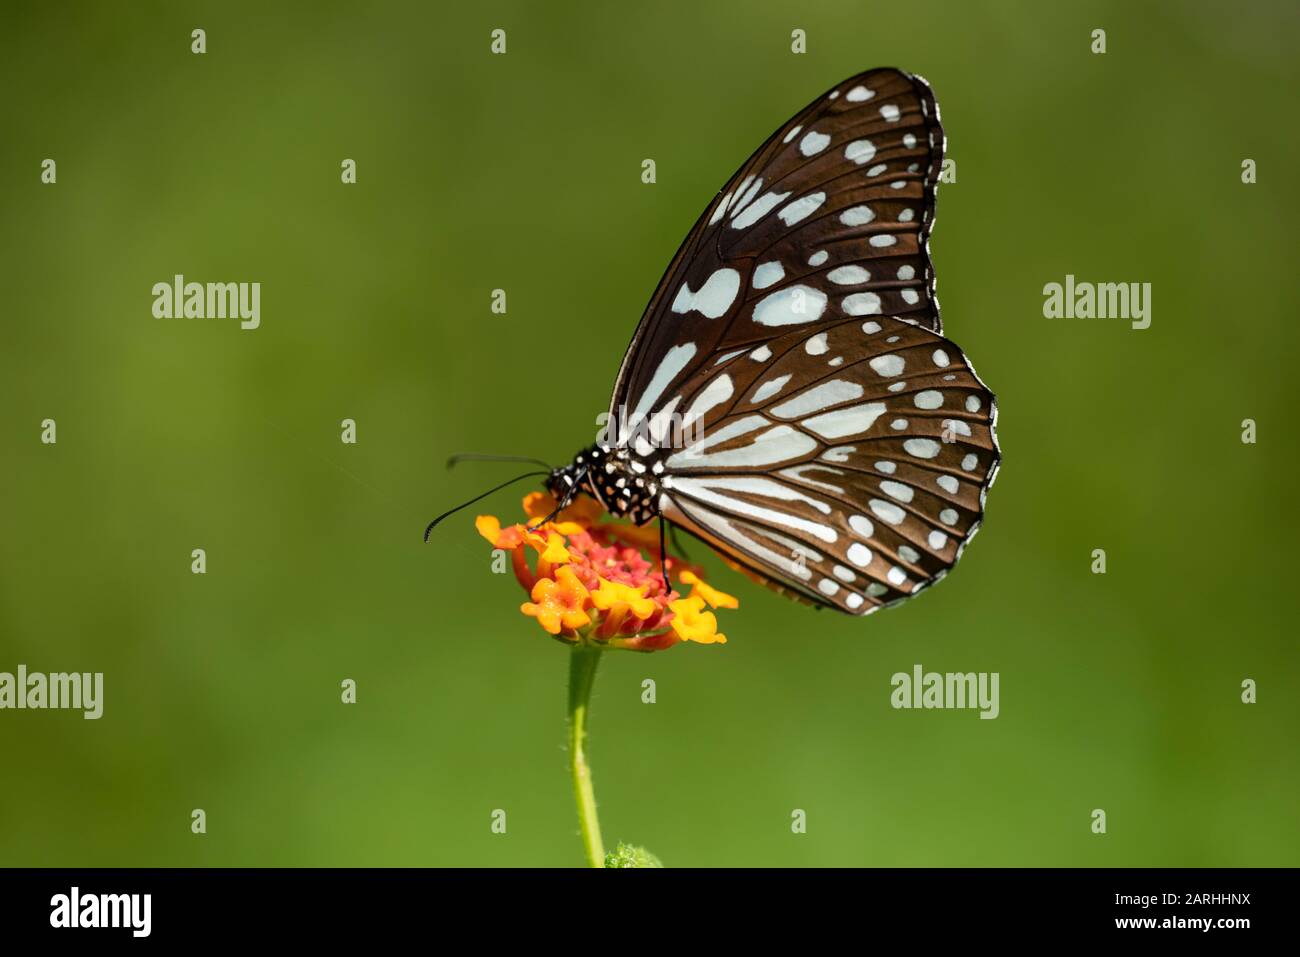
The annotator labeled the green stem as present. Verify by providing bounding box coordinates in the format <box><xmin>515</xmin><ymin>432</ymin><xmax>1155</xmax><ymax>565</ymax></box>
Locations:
<box><xmin>567</xmin><ymin>643</ymin><xmax>605</xmax><ymax>868</ymax></box>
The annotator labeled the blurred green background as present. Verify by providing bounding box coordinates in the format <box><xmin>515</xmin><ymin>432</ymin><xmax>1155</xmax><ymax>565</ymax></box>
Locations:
<box><xmin>1</xmin><ymin>0</ymin><xmax>1296</xmax><ymax>867</ymax></box>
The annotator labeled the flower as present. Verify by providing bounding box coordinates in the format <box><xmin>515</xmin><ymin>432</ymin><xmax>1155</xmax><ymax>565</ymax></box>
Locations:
<box><xmin>477</xmin><ymin>492</ymin><xmax>738</xmax><ymax>652</ymax></box>
<box><xmin>678</xmin><ymin>569</ymin><xmax>739</xmax><ymax>610</ymax></box>
<box><xmin>522</xmin><ymin>565</ymin><xmax>591</xmax><ymax>635</ymax></box>
<box><xmin>668</xmin><ymin>596</ymin><xmax>727</xmax><ymax>645</ymax></box>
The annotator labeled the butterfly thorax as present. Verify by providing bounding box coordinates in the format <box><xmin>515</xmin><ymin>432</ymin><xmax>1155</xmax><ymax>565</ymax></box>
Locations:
<box><xmin>548</xmin><ymin>444</ymin><xmax>662</xmax><ymax>526</ymax></box>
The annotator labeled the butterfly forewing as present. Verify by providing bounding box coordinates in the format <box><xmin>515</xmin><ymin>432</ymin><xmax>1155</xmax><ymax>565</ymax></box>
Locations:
<box><xmin>601</xmin><ymin>67</ymin><xmax>997</xmax><ymax>616</ymax></box>
<box><xmin>611</xmin><ymin>67</ymin><xmax>946</xmax><ymax>443</ymax></box>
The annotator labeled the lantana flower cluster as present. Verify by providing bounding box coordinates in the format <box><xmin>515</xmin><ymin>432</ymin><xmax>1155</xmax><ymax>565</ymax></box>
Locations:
<box><xmin>476</xmin><ymin>492</ymin><xmax>737</xmax><ymax>652</ymax></box>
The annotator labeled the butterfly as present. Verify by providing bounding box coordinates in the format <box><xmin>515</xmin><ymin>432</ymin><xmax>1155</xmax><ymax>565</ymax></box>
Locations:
<box><xmin>443</xmin><ymin>67</ymin><xmax>1000</xmax><ymax>617</ymax></box>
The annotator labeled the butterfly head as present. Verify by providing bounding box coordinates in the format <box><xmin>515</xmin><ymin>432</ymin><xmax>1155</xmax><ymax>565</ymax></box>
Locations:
<box><xmin>545</xmin><ymin>448</ymin><xmax>596</xmax><ymax>502</ymax></box>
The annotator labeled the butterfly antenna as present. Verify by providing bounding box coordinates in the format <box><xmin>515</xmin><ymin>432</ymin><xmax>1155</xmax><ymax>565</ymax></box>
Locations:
<box><xmin>423</xmin><ymin>470</ymin><xmax>550</xmax><ymax>542</ymax></box>
<box><xmin>447</xmin><ymin>452</ymin><xmax>553</xmax><ymax>471</ymax></box>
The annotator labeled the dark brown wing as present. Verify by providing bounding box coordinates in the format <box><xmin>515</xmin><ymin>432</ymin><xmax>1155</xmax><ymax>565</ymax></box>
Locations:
<box><xmin>656</xmin><ymin>315</ymin><xmax>999</xmax><ymax>616</ymax></box>
<box><xmin>609</xmin><ymin>67</ymin><xmax>946</xmax><ymax>439</ymax></box>
<box><xmin>602</xmin><ymin>68</ymin><xmax>998</xmax><ymax>616</ymax></box>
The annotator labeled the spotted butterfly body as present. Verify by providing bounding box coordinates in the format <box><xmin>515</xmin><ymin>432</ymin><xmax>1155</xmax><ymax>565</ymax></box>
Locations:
<box><xmin>545</xmin><ymin>68</ymin><xmax>1000</xmax><ymax>616</ymax></box>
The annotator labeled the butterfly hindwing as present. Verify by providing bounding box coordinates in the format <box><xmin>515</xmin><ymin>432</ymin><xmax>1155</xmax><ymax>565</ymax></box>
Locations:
<box><xmin>658</xmin><ymin>316</ymin><xmax>998</xmax><ymax>615</ymax></box>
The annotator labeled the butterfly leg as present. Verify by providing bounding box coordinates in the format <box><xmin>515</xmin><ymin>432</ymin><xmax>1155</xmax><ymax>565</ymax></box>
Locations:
<box><xmin>527</xmin><ymin>466</ymin><xmax>589</xmax><ymax>531</ymax></box>
<box><xmin>658</xmin><ymin>514</ymin><xmax>671</xmax><ymax>595</ymax></box>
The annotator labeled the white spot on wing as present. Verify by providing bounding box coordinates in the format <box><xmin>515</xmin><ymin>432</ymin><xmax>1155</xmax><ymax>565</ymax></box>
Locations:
<box><xmin>671</xmin><ymin>476</ymin><xmax>837</xmax><ymax>542</ymax></box>
<box><xmin>779</xmin><ymin>464</ymin><xmax>846</xmax><ymax>495</ymax></box>
<box><xmin>771</xmin><ymin>380</ymin><xmax>864</xmax><ymax>419</ymax></box>
<box><xmin>709</xmin><ymin>194</ymin><xmax>731</xmax><ymax>225</ymax></box>
<box><xmin>828</xmin><ymin>265</ymin><xmax>870</xmax><ymax>285</ymax></box>
<box><xmin>843</xmin><ymin>292</ymin><xmax>881</xmax><ymax>316</ymax></box>
<box><xmin>840</xmin><ymin>206</ymin><xmax>875</xmax><ymax>226</ymax></box>
<box><xmin>847</xmin><ymin>542</ymin><xmax>873</xmax><ymax>566</ymax></box>
<box><xmin>732</xmin><ymin>190</ymin><xmax>791</xmax><ymax>230</ymax></box>
<box><xmin>869</xmin><ymin>355</ymin><xmax>905</xmax><ymax>377</ymax></box>
<box><xmin>802</xmin><ymin>402</ymin><xmax>886</xmax><ymax>439</ymax></box>
<box><xmin>667</xmin><ymin>423</ymin><xmax>817</xmax><ymax>470</ymax></box>
<box><xmin>779</xmin><ymin>192</ymin><xmax>825</xmax><ymax>225</ymax></box>
<box><xmin>849</xmin><ymin>514</ymin><xmax>874</xmax><ymax>537</ymax></box>
<box><xmin>903</xmin><ymin>438</ymin><xmax>941</xmax><ymax>459</ymax></box>
<box><xmin>752</xmin><ymin>261</ymin><xmax>785</xmax><ymax>289</ymax></box>
<box><xmin>752</xmin><ymin>285</ymin><xmax>827</xmax><ymax>326</ymax></box>
<box><xmin>799</xmin><ymin>130</ymin><xmax>830</xmax><ymax>156</ymax></box>
<box><xmin>880</xmin><ymin>480</ymin><xmax>913</xmax><ymax>503</ymax></box>
<box><xmin>684</xmin><ymin>374</ymin><xmax>734</xmax><ymax>423</ymax></box>
<box><xmin>671</xmin><ymin>268</ymin><xmax>740</xmax><ymax>319</ymax></box>
<box><xmin>869</xmin><ymin>499</ymin><xmax>906</xmax><ymax>524</ymax></box>
<box><xmin>626</xmin><ymin>342</ymin><xmax>697</xmax><ymax>439</ymax></box>
<box><xmin>750</xmin><ymin>374</ymin><xmax>792</xmax><ymax>403</ymax></box>
<box><xmin>646</xmin><ymin>395</ymin><xmax>682</xmax><ymax>445</ymax></box>
<box><xmin>844</xmin><ymin>139</ymin><xmax>876</xmax><ymax>165</ymax></box>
